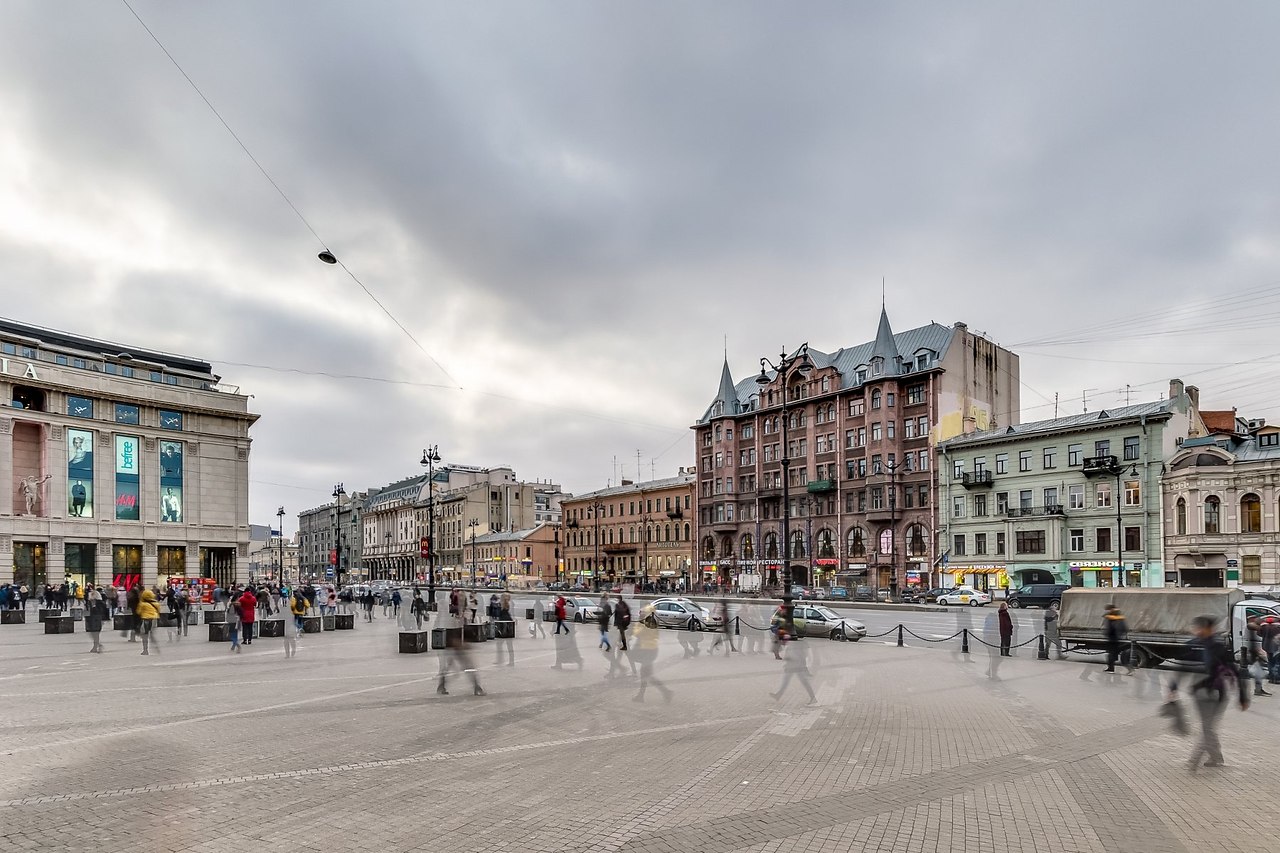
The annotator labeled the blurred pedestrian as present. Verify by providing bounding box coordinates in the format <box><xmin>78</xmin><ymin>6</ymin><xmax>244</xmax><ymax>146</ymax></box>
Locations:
<box><xmin>411</xmin><ymin>590</ymin><xmax>428</xmax><ymax>629</ymax></box>
<box><xmin>613</xmin><ymin>597</ymin><xmax>631</xmax><ymax>651</ymax></box>
<box><xmin>1168</xmin><ymin>615</ymin><xmax>1242</xmax><ymax>771</ymax></box>
<box><xmin>631</xmin><ymin>606</ymin><xmax>671</xmax><ymax>703</ymax></box>
<box><xmin>495</xmin><ymin>593</ymin><xmax>515</xmax><ymax>666</ymax></box>
<box><xmin>391</xmin><ymin>588</ymin><xmax>402</xmax><ymax>617</ymax></box>
<box><xmin>1245</xmin><ymin>618</ymin><xmax>1272</xmax><ymax>697</ymax></box>
<box><xmin>1103</xmin><ymin>604</ymin><xmax>1132</xmax><ymax>674</ymax></box>
<box><xmin>437</xmin><ymin>629</ymin><xmax>484</xmax><ymax>695</ymax></box>
<box><xmin>291</xmin><ymin>589</ymin><xmax>308</xmax><ymax>637</ymax></box>
<box><xmin>531</xmin><ymin>597</ymin><xmax>547</xmax><ymax>638</ymax></box>
<box><xmin>135</xmin><ymin>584</ymin><xmax>160</xmax><ymax>656</ymax></box>
<box><xmin>998</xmin><ymin>602</ymin><xmax>1013</xmax><ymax>657</ymax></box>
<box><xmin>468</xmin><ymin>592</ymin><xmax>479</xmax><ymax>624</ymax></box>
<box><xmin>770</xmin><ymin>634</ymin><xmax>817</xmax><ymax>704</ymax></box>
<box><xmin>1044</xmin><ymin>601</ymin><xmax>1065</xmax><ymax>659</ymax></box>
<box><xmin>227</xmin><ymin>593</ymin><xmax>242</xmax><ymax>653</ymax></box>
<box><xmin>554</xmin><ymin>595</ymin><xmax>570</xmax><ymax>635</ymax></box>
<box><xmin>84</xmin><ymin>587</ymin><xmax>108</xmax><ymax>653</ymax></box>
<box><xmin>597</xmin><ymin>593</ymin><xmax>613</xmax><ymax>651</ymax></box>
<box><xmin>710</xmin><ymin>598</ymin><xmax>736</xmax><ymax>654</ymax></box>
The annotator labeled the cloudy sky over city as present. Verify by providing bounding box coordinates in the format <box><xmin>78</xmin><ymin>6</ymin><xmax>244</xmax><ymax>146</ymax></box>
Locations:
<box><xmin>2</xmin><ymin>2</ymin><xmax>1278</xmax><ymax>530</ymax></box>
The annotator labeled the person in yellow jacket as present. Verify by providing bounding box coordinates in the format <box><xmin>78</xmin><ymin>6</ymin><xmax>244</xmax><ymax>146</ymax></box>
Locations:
<box><xmin>135</xmin><ymin>584</ymin><xmax>160</xmax><ymax>656</ymax></box>
<box><xmin>290</xmin><ymin>591</ymin><xmax>309</xmax><ymax>639</ymax></box>
<box><xmin>631</xmin><ymin>605</ymin><xmax>672</xmax><ymax>703</ymax></box>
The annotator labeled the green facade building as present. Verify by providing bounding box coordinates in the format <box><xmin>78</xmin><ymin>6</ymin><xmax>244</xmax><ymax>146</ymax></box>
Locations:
<box><xmin>936</xmin><ymin>382</ymin><xmax>1196</xmax><ymax>591</ymax></box>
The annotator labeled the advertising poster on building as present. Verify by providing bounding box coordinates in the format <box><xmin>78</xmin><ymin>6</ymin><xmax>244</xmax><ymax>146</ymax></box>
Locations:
<box><xmin>114</xmin><ymin>435</ymin><xmax>140</xmax><ymax>521</ymax></box>
<box><xmin>66</xmin><ymin>428</ymin><xmax>94</xmax><ymax>518</ymax></box>
<box><xmin>159</xmin><ymin>440</ymin><xmax>183</xmax><ymax>523</ymax></box>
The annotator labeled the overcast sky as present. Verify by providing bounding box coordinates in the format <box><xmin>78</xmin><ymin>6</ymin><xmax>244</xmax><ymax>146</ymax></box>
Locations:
<box><xmin>3</xmin><ymin>2</ymin><xmax>1279</xmax><ymax>533</ymax></box>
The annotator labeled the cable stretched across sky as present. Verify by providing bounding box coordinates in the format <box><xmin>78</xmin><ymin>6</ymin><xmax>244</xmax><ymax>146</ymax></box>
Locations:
<box><xmin>119</xmin><ymin>0</ymin><xmax>460</xmax><ymax>389</ymax></box>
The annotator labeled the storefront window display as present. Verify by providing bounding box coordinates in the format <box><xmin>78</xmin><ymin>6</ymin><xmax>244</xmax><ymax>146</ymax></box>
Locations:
<box><xmin>112</xmin><ymin>544</ymin><xmax>142</xmax><ymax>591</ymax></box>
<box><xmin>64</xmin><ymin>543</ymin><xmax>96</xmax><ymax>590</ymax></box>
<box><xmin>13</xmin><ymin>542</ymin><xmax>47</xmax><ymax>589</ymax></box>
<box><xmin>66</xmin><ymin>428</ymin><xmax>94</xmax><ymax>518</ymax></box>
<box><xmin>159</xmin><ymin>441</ymin><xmax>183</xmax><ymax>523</ymax></box>
<box><xmin>158</xmin><ymin>546</ymin><xmax>186</xmax><ymax>585</ymax></box>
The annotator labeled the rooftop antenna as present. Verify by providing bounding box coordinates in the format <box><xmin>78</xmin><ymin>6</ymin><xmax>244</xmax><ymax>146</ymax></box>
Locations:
<box><xmin>636</xmin><ymin>449</ymin><xmax>643</xmax><ymax>484</ymax></box>
<box><xmin>1125</xmin><ymin>384</ymin><xmax>1132</xmax><ymax>406</ymax></box>
<box><xmin>612</xmin><ymin>455</ymin><xmax>618</xmax><ymax>486</ymax></box>
<box><xmin>1082</xmin><ymin>388</ymin><xmax>1098</xmax><ymax>413</ymax></box>
<box><xmin>881</xmin><ymin>276</ymin><xmax>886</xmax><ymax>309</ymax></box>
<box><xmin>1054</xmin><ymin>392</ymin><xmax>1059</xmax><ymax>419</ymax></box>
<box><xmin>650</xmin><ymin>458</ymin><xmax>656</xmax><ymax>481</ymax></box>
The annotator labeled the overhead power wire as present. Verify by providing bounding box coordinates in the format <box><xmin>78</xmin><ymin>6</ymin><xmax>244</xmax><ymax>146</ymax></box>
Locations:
<box><xmin>119</xmin><ymin>0</ymin><xmax>459</xmax><ymax>389</ymax></box>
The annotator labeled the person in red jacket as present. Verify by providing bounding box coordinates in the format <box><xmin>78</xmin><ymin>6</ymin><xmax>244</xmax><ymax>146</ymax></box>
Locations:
<box><xmin>554</xmin><ymin>595</ymin><xmax>570</xmax><ymax>635</ymax></box>
<box><xmin>238</xmin><ymin>586</ymin><xmax>257</xmax><ymax>645</ymax></box>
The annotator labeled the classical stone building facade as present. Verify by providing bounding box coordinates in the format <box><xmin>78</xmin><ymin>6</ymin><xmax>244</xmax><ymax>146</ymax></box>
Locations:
<box><xmin>0</xmin><ymin>319</ymin><xmax>257</xmax><ymax>590</ymax></box>
<box><xmin>1163</xmin><ymin>417</ymin><xmax>1280</xmax><ymax>589</ymax></box>
<box><xmin>297</xmin><ymin>489</ymin><xmax>370</xmax><ymax>584</ymax></box>
<box><xmin>692</xmin><ymin>310</ymin><xmax>1019</xmax><ymax>593</ymax></box>
<box><xmin>938</xmin><ymin>381</ymin><xmax>1199</xmax><ymax>591</ymax></box>
<box><xmin>562</xmin><ymin>474</ymin><xmax>695</xmax><ymax>589</ymax></box>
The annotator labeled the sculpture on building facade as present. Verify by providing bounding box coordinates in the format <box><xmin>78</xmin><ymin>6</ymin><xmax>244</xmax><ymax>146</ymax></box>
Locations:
<box><xmin>18</xmin><ymin>474</ymin><xmax>51</xmax><ymax>516</ymax></box>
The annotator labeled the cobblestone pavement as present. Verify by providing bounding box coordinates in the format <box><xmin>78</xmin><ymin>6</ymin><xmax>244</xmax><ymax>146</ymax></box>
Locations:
<box><xmin>1</xmin><ymin>610</ymin><xmax>1278</xmax><ymax>852</ymax></box>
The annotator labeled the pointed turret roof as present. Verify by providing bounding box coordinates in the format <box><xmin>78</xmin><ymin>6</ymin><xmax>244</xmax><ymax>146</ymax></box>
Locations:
<box><xmin>713</xmin><ymin>358</ymin><xmax>738</xmax><ymax>414</ymax></box>
<box><xmin>869</xmin><ymin>306</ymin><xmax>900</xmax><ymax>374</ymax></box>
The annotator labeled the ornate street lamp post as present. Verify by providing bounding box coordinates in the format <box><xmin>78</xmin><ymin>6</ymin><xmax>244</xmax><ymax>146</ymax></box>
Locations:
<box><xmin>331</xmin><ymin>484</ymin><xmax>345</xmax><ymax>587</ymax></box>
<box><xmin>756</xmin><ymin>344</ymin><xmax>814</xmax><ymax>629</ymax></box>
<box><xmin>420</xmin><ymin>446</ymin><xmax>441</xmax><ymax>607</ymax></box>
<box><xmin>276</xmin><ymin>506</ymin><xmax>286</xmax><ymax>586</ymax></box>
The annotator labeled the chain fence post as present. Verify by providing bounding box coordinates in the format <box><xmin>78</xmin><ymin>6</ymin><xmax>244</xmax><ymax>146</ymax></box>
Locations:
<box><xmin>961</xmin><ymin>628</ymin><xmax>970</xmax><ymax>654</ymax></box>
<box><xmin>734</xmin><ymin>615</ymin><xmax>740</xmax><ymax>637</ymax></box>
<box><xmin>1037</xmin><ymin>633</ymin><xmax>1049</xmax><ymax>660</ymax></box>
<box><xmin>896</xmin><ymin>624</ymin><xmax>904</xmax><ymax>647</ymax></box>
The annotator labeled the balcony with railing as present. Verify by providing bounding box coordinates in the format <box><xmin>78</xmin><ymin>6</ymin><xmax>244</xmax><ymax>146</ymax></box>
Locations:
<box><xmin>961</xmin><ymin>471</ymin><xmax>994</xmax><ymax>489</ymax></box>
<box><xmin>1006</xmin><ymin>504</ymin><xmax>1065</xmax><ymax>518</ymax></box>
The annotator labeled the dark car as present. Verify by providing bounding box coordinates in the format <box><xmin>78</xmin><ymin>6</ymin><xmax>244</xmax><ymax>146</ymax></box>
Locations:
<box><xmin>853</xmin><ymin>585</ymin><xmax>875</xmax><ymax>602</ymax></box>
<box><xmin>921</xmin><ymin>587</ymin><xmax>949</xmax><ymax>602</ymax></box>
<box><xmin>1006</xmin><ymin>583</ymin><xmax>1071</xmax><ymax>609</ymax></box>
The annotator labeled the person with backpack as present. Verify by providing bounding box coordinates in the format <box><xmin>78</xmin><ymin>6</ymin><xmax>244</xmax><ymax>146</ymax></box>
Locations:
<box><xmin>227</xmin><ymin>592</ymin><xmax>243</xmax><ymax>653</ymax></box>
<box><xmin>135</xmin><ymin>584</ymin><xmax>160</xmax><ymax>656</ymax></box>
<box><xmin>291</xmin><ymin>590</ymin><xmax>309</xmax><ymax>637</ymax></box>
<box><xmin>1167</xmin><ymin>614</ymin><xmax>1246</xmax><ymax>771</ymax></box>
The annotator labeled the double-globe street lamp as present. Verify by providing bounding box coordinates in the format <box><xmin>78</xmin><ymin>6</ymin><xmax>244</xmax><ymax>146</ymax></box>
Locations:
<box><xmin>420</xmin><ymin>446</ymin><xmax>441</xmax><ymax>607</ymax></box>
<box><xmin>756</xmin><ymin>344</ymin><xmax>815</xmax><ymax>629</ymax></box>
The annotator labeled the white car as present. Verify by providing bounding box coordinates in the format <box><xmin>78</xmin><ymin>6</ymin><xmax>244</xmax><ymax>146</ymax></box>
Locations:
<box><xmin>937</xmin><ymin>587</ymin><xmax>991</xmax><ymax>607</ymax></box>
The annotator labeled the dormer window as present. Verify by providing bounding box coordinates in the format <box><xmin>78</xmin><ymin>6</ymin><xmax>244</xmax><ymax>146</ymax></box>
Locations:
<box><xmin>712</xmin><ymin>401</ymin><xmax>724</xmax><ymax>418</ymax></box>
<box><xmin>856</xmin><ymin>369</ymin><xmax>868</xmax><ymax>384</ymax></box>
<box><xmin>820</xmin><ymin>376</ymin><xmax>830</xmax><ymax>393</ymax></box>
<box><xmin>916</xmin><ymin>354</ymin><xmax>928</xmax><ymax>370</ymax></box>
<box><xmin>871</xmin><ymin>358</ymin><xmax>883</xmax><ymax>377</ymax></box>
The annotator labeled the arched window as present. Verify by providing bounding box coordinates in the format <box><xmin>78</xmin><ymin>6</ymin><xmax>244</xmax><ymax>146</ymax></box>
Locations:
<box><xmin>683</xmin><ymin>523</ymin><xmax>691</xmax><ymax>541</ymax></box>
<box><xmin>763</xmin><ymin>532</ymin><xmax>779</xmax><ymax>559</ymax></box>
<box><xmin>846</xmin><ymin>526</ymin><xmax>867</xmax><ymax>558</ymax></box>
<box><xmin>646</xmin><ymin>525</ymin><xmax>653</xmax><ymax>543</ymax></box>
<box><xmin>702</xmin><ymin>536</ymin><xmax>716</xmax><ymax>560</ymax></box>
<box><xmin>827</xmin><ymin>403</ymin><xmax>836</xmax><ymax>422</ymax></box>
<box><xmin>630</xmin><ymin>526</ymin><xmax>636</xmax><ymax>543</ymax></box>
<box><xmin>879</xmin><ymin>528</ymin><xmax>894</xmax><ymax>555</ymax></box>
<box><xmin>720</xmin><ymin>536</ymin><xmax>733</xmax><ymax>558</ymax></box>
<box><xmin>715</xmin><ymin>425</ymin><xmax>722</xmax><ymax>441</ymax></box>
<box><xmin>741</xmin><ymin>533</ymin><xmax>755</xmax><ymax>560</ymax></box>
<box><xmin>789</xmin><ymin>530</ymin><xmax>807</xmax><ymax>559</ymax></box>
<box><xmin>816</xmin><ymin>529</ymin><xmax>835</xmax><ymax>559</ymax></box>
<box><xmin>1241</xmin><ymin>493</ymin><xmax>1262</xmax><ymax>533</ymax></box>
<box><xmin>607</xmin><ymin>528</ymin><xmax>614</xmax><ymax>545</ymax></box>
<box><xmin>906</xmin><ymin>524</ymin><xmax>928</xmax><ymax>557</ymax></box>
<box><xmin>1175</xmin><ymin>498</ymin><xmax>1187</xmax><ymax>535</ymax></box>
<box><xmin>1204</xmin><ymin>496</ymin><xmax>1221</xmax><ymax>534</ymax></box>
<box><xmin>871</xmin><ymin>389</ymin><xmax>882</xmax><ymax>409</ymax></box>
<box><xmin>664</xmin><ymin>524</ymin><xmax>671</xmax><ymax>542</ymax></box>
